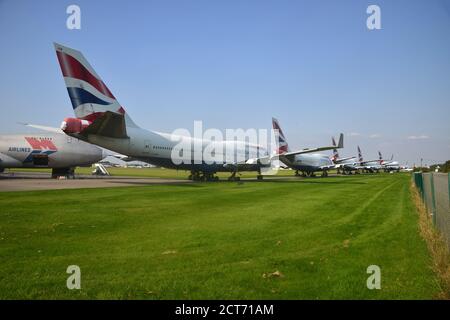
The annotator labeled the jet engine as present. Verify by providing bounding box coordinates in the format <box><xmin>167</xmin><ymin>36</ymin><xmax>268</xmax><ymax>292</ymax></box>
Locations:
<box><xmin>60</xmin><ymin>118</ymin><xmax>91</xmax><ymax>134</ymax></box>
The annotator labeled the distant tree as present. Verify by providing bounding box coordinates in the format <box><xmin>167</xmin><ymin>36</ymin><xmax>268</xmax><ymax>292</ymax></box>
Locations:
<box><xmin>442</xmin><ymin>160</ymin><xmax>450</xmax><ymax>173</ymax></box>
<box><xmin>429</xmin><ymin>160</ymin><xmax>450</xmax><ymax>173</ymax></box>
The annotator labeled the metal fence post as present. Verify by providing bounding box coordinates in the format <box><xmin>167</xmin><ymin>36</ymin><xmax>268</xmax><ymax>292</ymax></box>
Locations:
<box><xmin>430</xmin><ymin>173</ymin><xmax>437</xmax><ymax>226</ymax></box>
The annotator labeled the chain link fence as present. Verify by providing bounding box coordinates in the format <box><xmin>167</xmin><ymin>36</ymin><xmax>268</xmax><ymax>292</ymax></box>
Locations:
<box><xmin>413</xmin><ymin>172</ymin><xmax>450</xmax><ymax>247</ymax></box>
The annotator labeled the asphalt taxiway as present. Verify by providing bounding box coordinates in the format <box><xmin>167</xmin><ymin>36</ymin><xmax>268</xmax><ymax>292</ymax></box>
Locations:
<box><xmin>0</xmin><ymin>172</ymin><xmax>191</xmax><ymax>192</ymax></box>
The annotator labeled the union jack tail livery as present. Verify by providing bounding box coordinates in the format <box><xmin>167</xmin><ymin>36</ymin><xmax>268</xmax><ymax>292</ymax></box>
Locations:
<box><xmin>54</xmin><ymin>43</ymin><xmax>136</xmax><ymax>128</ymax></box>
<box><xmin>331</xmin><ymin>136</ymin><xmax>339</xmax><ymax>161</ymax></box>
<box><xmin>358</xmin><ymin>146</ymin><xmax>363</xmax><ymax>162</ymax></box>
<box><xmin>272</xmin><ymin>117</ymin><xmax>290</xmax><ymax>154</ymax></box>
<box><xmin>378</xmin><ymin>151</ymin><xmax>383</xmax><ymax>164</ymax></box>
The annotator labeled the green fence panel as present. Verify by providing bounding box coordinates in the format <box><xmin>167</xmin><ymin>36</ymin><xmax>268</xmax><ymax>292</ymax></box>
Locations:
<box><xmin>413</xmin><ymin>172</ymin><xmax>450</xmax><ymax>247</ymax></box>
<box><xmin>414</xmin><ymin>172</ymin><xmax>424</xmax><ymax>198</ymax></box>
<box><xmin>423</xmin><ymin>173</ymin><xmax>433</xmax><ymax>213</ymax></box>
<box><xmin>433</xmin><ymin>173</ymin><xmax>450</xmax><ymax>247</ymax></box>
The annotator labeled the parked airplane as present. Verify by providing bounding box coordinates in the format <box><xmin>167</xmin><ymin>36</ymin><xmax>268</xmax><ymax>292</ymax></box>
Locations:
<box><xmin>378</xmin><ymin>152</ymin><xmax>400</xmax><ymax>172</ymax></box>
<box><xmin>333</xmin><ymin>147</ymin><xmax>398</xmax><ymax>175</ymax></box>
<box><xmin>357</xmin><ymin>146</ymin><xmax>384</xmax><ymax>173</ymax></box>
<box><xmin>400</xmin><ymin>165</ymin><xmax>414</xmax><ymax>172</ymax></box>
<box><xmin>53</xmin><ymin>43</ymin><xmax>342</xmax><ymax>181</ymax></box>
<box><xmin>330</xmin><ymin>136</ymin><xmax>356</xmax><ymax>174</ymax></box>
<box><xmin>331</xmin><ymin>146</ymin><xmax>378</xmax><ymax>174</ymax></box>
<box><xmin>0</xmin><ymin>130</ymin><xmax>107</xmax><ymax>178</ymax></box>
<box><xmin>271</xmin><ymin>118</ymin><xmax>342</xmax><ymax>177</ymax></box>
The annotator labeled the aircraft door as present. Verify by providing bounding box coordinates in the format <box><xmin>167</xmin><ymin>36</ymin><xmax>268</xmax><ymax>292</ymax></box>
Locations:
<box><xmin>143</xmin><ymin>140</ymin><xmax>152</xmax><ymax>155</ymax></box>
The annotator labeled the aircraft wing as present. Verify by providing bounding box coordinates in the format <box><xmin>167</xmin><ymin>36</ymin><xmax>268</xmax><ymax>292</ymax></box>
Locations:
<box><xmin>320</xmin><ymin>164</ymin><xmax>336</xmax><ymax>170</ymax></box>
<box><xmin>22</xmin><ymin>123</ymin><xmax>64</xmax><ymax>134</ymax></box>
<box><xmin>334</xmin><ymin>156</ymin><xmax>356</xmax><ymax>164</ymax></box>
<box><xmin>81</xmin><ymin>111</ymin><xmax>128</xmax><ymax>139</ymax></box>
<box><xmin>282</xmin><ymin>133</ymin><xmax>343</xmax><ymax>157</ymax></box>
<box><xmin>229</xmin><ymin>133</ymin><xmax>344</xmax><ymax>169</ymax></box>
<box><xmin>111</xmin><ymin>154</ymin><xmax>137</xmax><ymax>162</ymax></box>
<box><xmin>224</xmin><ymin>153</ymin><xmax>273</xmax><ymax>171</ymax></box>
<box><xmin>360</xmin><ymin>159</ymin><xmax>381</xmax><ymax>165</ymax></box>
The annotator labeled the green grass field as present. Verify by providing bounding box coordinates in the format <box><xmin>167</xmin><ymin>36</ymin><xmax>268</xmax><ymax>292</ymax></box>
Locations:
<box><xmin>9</xmin><ymin>166</ymin><xmax>298</xmax><ymax>179</ymax></box>
<box><xmin>0</xmin><ymin>173</ymin><xmax>441</xmax><ymax>299</ymax></box>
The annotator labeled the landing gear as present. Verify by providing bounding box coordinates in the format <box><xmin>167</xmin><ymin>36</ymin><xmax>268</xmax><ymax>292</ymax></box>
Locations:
<box><xmin>188</xmin><ymin>171</ymin><xmax>201</xmax><ymax>181</ymax></box>
<box><xmin>189</xmin><ymin>171</ymin><xmax>219</xmax><ymax>181</ymax></box>
<box><xmin>321</xmin><ymin>170</ymin><xmax>328</xmax><ymax>177</ymax></box>
<box><xmin>52</xmin><ymin>167</ymin><xmax>75</xmax><ymax>179</ymax></box>
<box><xmin>256</xmin><ymin>168</ymin><xmax>263</xmax><ymax>181</ymax></box>
<box><xmin>227</xmin><ymin>171</ymin><xmax>241</xmax><ymax>181</ymax></box>
<box><xmin>204</xmin><ymin>173</ymin><xmax>219</xmax><ymax>181</ymax></box>
<box><xmin>295</xmin><ymin>170</ymin><xmax>306</xmax><ymax>177</ymax></box>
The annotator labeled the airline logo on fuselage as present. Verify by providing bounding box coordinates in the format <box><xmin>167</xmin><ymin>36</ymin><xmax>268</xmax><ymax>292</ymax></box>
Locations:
<box><xmin>20</xmin><ymin>137</ymin><xmax>58</xmax><ymax>162</ymax></box>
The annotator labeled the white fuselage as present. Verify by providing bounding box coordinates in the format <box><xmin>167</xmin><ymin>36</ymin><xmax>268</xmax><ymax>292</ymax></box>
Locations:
<box><xmin>335</xmin><ymin>158</ymin><xmax>360</xmax><ymax>171</ymax></box>
<box><xmin>83</xmin><ymin>126</ymin><xmax>269</xmax><ymax>173</ymax></box>
<box><xmin>280</xmin><ymin>153</ymin><xmax>334</xmax><ymax>173</ymax></box>
<box><xmin>0</xmin><ymin>133</ymin><xmax>104</xmax><ymax>170</ymax></box>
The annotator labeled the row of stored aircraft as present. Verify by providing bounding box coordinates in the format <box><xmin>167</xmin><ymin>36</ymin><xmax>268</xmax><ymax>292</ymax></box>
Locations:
<box><xmin>332</xmin><ymin>143</ymin><xmax>401</xmax><ymax>175</ymax></box>
<box><xmin>0</xmin><ymin>43</ymin><xmax>402</xmax><ymax>179</ymax></box>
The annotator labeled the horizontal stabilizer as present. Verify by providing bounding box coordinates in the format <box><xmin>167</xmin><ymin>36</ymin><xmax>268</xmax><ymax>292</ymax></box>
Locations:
<box><xmin>21</xmin><ymin>123</ymin><xmax>64</xmax><ymax>134</ymax></box>
<box><xmin>334</xmin><ymin>156</ymin><xmax>356</xmax><ymax>164</ymax></box>
<box><xmin>81</xmin><ymin>111</ymin><xmax>128</xmax><ymax>139</ymax></box>
<box><xmin>111</xmin><ymin>154</ymin><xmax>137</xmax><ymax>162</ymax></box>
<box><xmin>282</xmin><ymin>133</ymin><xmax>344</xmax><ymax>157</ymax></box>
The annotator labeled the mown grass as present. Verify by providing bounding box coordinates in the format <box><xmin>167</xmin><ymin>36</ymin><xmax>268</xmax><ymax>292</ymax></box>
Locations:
<box><xmin>9</xmin><ymin>166</ymin><xmax>299</xmax><ymax>179</ymax></box>
<box><xmin>0</xmin><ymin>174</ymin><xmax>441</xmax><ymax>299</ymax></box>
<box><xmin>411</xmin><ymin>183</ymin><xmax>450</xmax><ymax>299</ymax></box>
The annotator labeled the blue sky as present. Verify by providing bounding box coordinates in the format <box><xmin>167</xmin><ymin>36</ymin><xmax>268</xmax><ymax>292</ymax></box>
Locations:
<box><xmin>0</xmin><ymin>0</ymin><xmax>449</xmax><ymax>165</ymax></box>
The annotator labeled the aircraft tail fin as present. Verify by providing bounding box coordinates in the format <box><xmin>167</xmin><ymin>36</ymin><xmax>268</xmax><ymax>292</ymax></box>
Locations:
<box><xmin>358</xmin><ymin>146</ymin><xmax>363</xmax><ymax>162</ymax></box>
<box><xmin>272</xmin><ymin>117</ymin><xmax>290</xmax><ymax>154</ymax></box>
<box><xmin>54</xmin><ymin>42</ymin><xmax>137</xmax><ymax>128</ymax></box>
<box><xmin>331</xmin><ymin>136</ymin><xmax>340</xmax><ymax>161</ymax></box>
